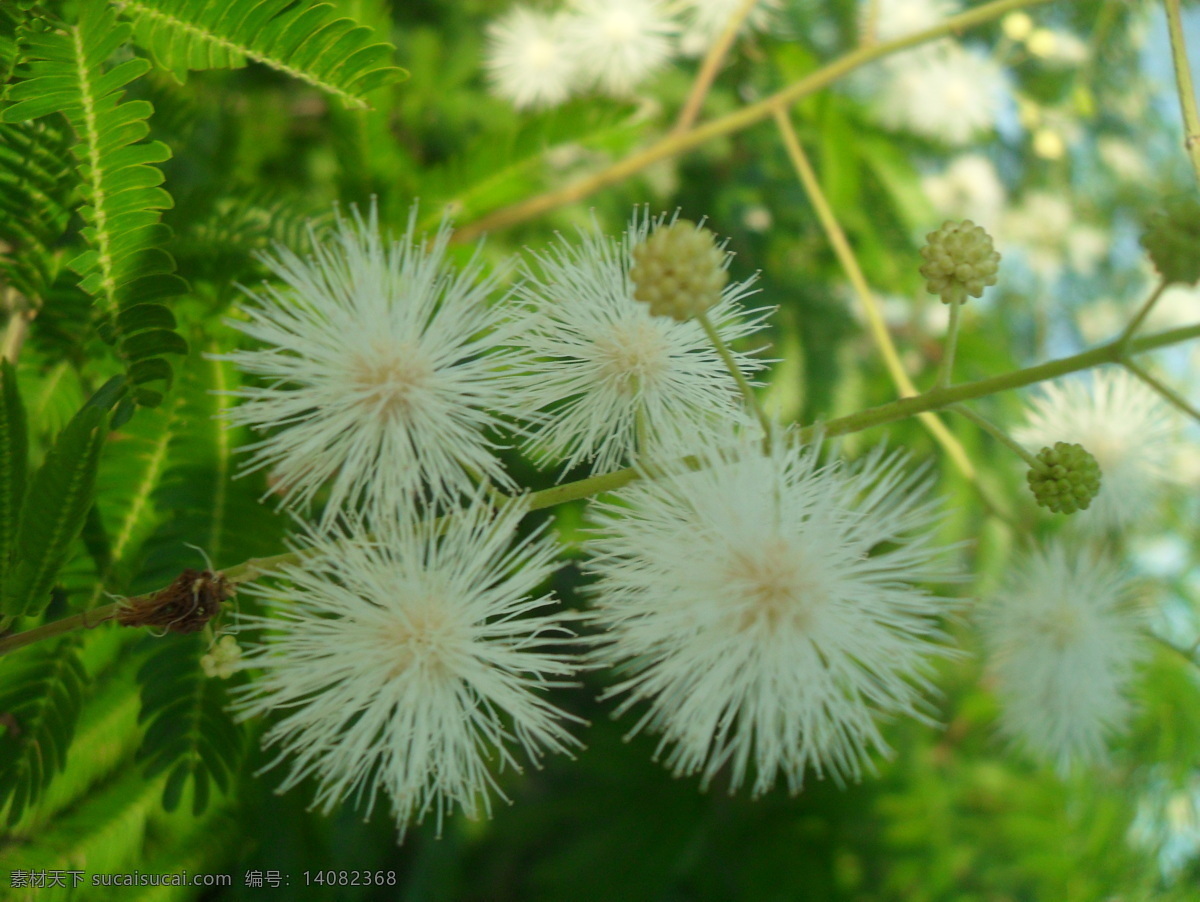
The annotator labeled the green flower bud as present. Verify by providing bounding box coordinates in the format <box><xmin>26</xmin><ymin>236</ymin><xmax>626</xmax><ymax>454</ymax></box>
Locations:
<box><xmin>631</xmin><ymin>220</ymin><xmax>728</xmax><ymax>322</ymax></box>
<box><xmin>919</xmin><ymin>220</ymin><xmax>1001</xmax><ymax>305</ymax></box>
<box><xmin>1141</xmin><ymin>196</ymin><xmax>1200</xmax><ymax>285</ymax></box>
<box><xmin>1026</xmin><ymin>442</ymin><xmax>1102</xmax><ymax>515</ymax></box>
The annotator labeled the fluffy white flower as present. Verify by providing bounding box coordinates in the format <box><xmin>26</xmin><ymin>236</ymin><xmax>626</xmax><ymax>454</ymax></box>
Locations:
<box><xmin>585</xmin><ymin>433</ymin><xmax>958</xmax><ymax>795</ymax></box>
<box><xmin>872</xmin><ymin>43</ymin><xmax>1008</xmax><ymax>145</ymax></box>
<box><xmin>564</xmin><ymin>0</ymin><xmax>677</xmax><ymax>96</ymax></box>
<box><xmin>510</xmin><ymin>209</ymin><xmax>770</xmax><ymax>476</ymax></box>
<box><xmin>1014</xmin><ymin>369</ymin><xmax>1179</xmax><ymax>532</ymax></box>
<box><xmin>980</xmin><ymin>541</ymin><xmax>1145</xmax><ymax>772</ymax></box>
<box><xmin>677</xmin><ymin>0</ymin><xmax>780</xmax><ymax>56</ymax></box>
<box><xmin>862</xmin><ymin>0</ymin><xmax>959</xmax><ymax>44</ymax></box>
<box><xmin>485</xmin><ymin>7</ymin><xmax>579</xmax><ymax>110</ymax></box>
<box><xmin>230</xmin><ymin>498</ymin><xmax>581</xmax><ymax>838</ymax></box>
<box><xmin>216</xmin><ymin>205</ymin><xmax>521</xmax><ymax>526</ymax></box>
<box><xmin>921</xmin><ymin>154</ymin><xmax>1006</xmax><ymax>233</ymax></box>
<box><xmin>997</xmin><ymin>191</ymin><xmax>1108</xmax><ymax>280</ymax></box>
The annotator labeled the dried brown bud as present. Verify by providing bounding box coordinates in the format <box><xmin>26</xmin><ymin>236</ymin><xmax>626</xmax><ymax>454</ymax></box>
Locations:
<box><xmin>116</xmin><ymin>569</ymin><xmax>235</xmax><ymax>633</ymax></box>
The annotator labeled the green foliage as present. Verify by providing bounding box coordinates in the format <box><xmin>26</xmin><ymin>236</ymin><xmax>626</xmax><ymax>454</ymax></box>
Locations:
<box><xmin>136</xmin><ymin>346</ymin><xmax>286</xmax><ymax>588</ymax></box>
<box><xmin>116</xmin><ymin>0</ymin><xmax>406</xmax><ymax>107</ymax></box>
<box><xmin>0</xmin><ymin>359</ymin><xmax>28</xmax><ymax>593</ymax></box>
<box><xmin>1</xmin><ymin>4</ymin><xmax>189</xmax><ymax>408</ymax></box>
<box><xmin>0</xmin><ymin>637</ymin><xmax>87</xmax><ymax>826</ymax></box>
<box><xmin>1</xmin><ymin>396</ymin><xmax>106</xmax><ymax>619</ymax></box>
<box><xmin>136</xmin><ymin>632</ymin><xmax>243</xmax><ymax>816</ymax></box>
<box><xmin>0</xmin><ymin>119</ymin><xmax>75</xmax><ymax>302</ymax></box>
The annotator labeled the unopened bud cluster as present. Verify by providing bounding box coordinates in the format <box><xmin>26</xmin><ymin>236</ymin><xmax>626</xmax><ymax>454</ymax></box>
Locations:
<box><xmin>631</xmin><ymin>220</ymin><xmax>728</xmax><ymax>321</ymax></box>
<box><xmin>1026</xmin><ymin>442</ymin><xmax>1101</xmax><ymax>514</ymax></box>
<box><xmin>919</xmin><ymin>220</ymin><xmax>1000</xmax><ymax>305</ymax></box>
<box><xmin>1141</xmin><ymin>196</ymin><xmax>1200</xmax><ymax>285</ymax></box>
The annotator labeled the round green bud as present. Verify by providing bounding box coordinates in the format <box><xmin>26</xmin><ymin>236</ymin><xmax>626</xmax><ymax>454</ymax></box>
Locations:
<box><xmin>919</xmin><ymin>220</ymin><xmax>1001</xmax><ymax>305</ymax></box>
<box><xmin>1140</xmin><ymin>196</ymin><xmax>1200</xmax><ymax>285</ymax></box>
<box><xmin>1026</xmin><ymin>442</ymin><xmax>1102</xmax><ymax>515</ymax></box>
<box><xmin>630</xmin><ymin>220</ymin><xmax>728</xmax><ymax>322</ymax></box>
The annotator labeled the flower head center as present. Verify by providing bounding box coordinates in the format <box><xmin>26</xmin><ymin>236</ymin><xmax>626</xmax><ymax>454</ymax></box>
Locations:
<box><xmin>594</xmin><ymin>319</ymin><xmax>668</xmax><ymax>394</ymax></box>
<box><xmin>348</xmin><ymin>341</ymin><xmax>433</xmax><ymax>419</ymax></box>
<box><xmin>725</xmin><ymin>538</ymin><xmax>815</xmax><ymax>631</ymax></box>
<box><xmin>1034</xmin><ymin>604</ymin><xmax>1080</xmax><ymax>649</ymax></box>
<box><xmin>601</xmin><ymin>10</ymin><xmax>638</xmax><ymax>41</ymax></box>
<box><xmin>526</xmin><ymin>37</ymin><xmax>558</xmax><ymax>70</ymax></box>
<box><xmin>381</xmin><ymin>596</ymin><xmax>464</xmax><ymax>678</ymax></box>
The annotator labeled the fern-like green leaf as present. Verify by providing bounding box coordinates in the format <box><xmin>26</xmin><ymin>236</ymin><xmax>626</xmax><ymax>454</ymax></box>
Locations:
<box><xmin>114</xmin><ymin>0</ymin><xmax>406</xmax><ymax>108</ymax></box>
<box><xmin>0</xmin><ymin>359</ymin><xmax>28</xmax><ymax>587</ymax></box>
<box><xmin>2</xmin><ymin>401</ymin><xmax>106</xmax><ymax>619</ymax></box>
<box><xmin>136</xmin><ymin>632</ymin><xmax>244</xmax><ymax>816</ymax></box>
<box><xmin>0</xmin><ymin>119</ymin><xmax>76</xmax><ymax>302</ymax></box>
<box><xmin>136</xmin><ymin>345</ymin><xmax>285</xmax><ymax>590</ymax></box>
<box><xmin>1</xmin><ymin>5</ymin><xmax>188</xmax><ymax>407</ymax></box>
<box><xmin>0</xmin><ymin>3</ymin><xmax>39</xmax><ymax>86</ymax></box>
<box><xmin>0</xmin><ymin>637</ymin><xmax>88</xmax><ymax>826</ymax></box>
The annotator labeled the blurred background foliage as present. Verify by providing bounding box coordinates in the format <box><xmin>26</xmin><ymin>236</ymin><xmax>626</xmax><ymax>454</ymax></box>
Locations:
<box><xmin>2</xmin><ymin>0</ymin><xmax>1200</xmax><ymax>899</ymax></box>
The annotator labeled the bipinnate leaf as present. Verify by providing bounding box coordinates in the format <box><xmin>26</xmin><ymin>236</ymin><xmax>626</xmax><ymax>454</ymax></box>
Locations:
<box><xmin>0</xmin><ymin>358</ymin><xmax>28</xmax><ymax>584</ymax></box>
<box><xmin>136</xmin><ymin>633</ymin><xmax>243</xmax><ymax>816</ymax></box>
<box><xmin>1</xmin><ymin>5</ymin><xmax>189</xmax><ymax>408</ymax></box>
<box><xmin>2</xmin><ymin>403</ymin><xmax>106</xmax><ymax>619</ymax></box>
<box><xmin>0</xmin><ymin>638</ymin><xmax>88</xmax><ymax>826</ymax></box>
<box><xmin>114</xmin><ymin>0</ymin><xmax>407</xmax><ymax>107</ymax></box>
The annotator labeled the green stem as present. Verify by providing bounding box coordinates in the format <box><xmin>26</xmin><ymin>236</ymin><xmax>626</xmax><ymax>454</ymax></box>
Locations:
<box><xmin>673</xmin><ymin>0</ymin><xmax>759</xmax><ymax>134</ymax></box>
<box><xmin>936</xmin><ymin>301</ymin><xmax>962</xmax><ymax>389</ymax></box>
<box><xmin>1121</xmin><ymin>356</ymin><xmax>1200</xmax><ymax>424</ymax></box>
<box><xmin>1165</xmin><ymin>0</ymin><xmax>1200</xmax><ymax>184</ymax></box>
<box><xmin>5</xmin><ymin>322</ymin><xmax>1199</xmax><ymax>658</ymax></box>
<box><xmin>696</xmin><ymin>310</ymin><xmax>773</xmax><ymax>441</ymax></box>
<box><xmin>799</xmin><ymin>323</ymin><xmax>1200</xmax><ymax>443</ymax></box>
<box><xmin>0</xmin><ymin>606</ymin><xmax>118</xmax><ymax>656</ymax></box>
<box><xmin>1117</xmin><ymin>278</ymin><xmax>1168</xmax><ymax>347</ymax></box>
<box><xmin>771</xmin><ymin>105</ymin><xmax>988</xmax><ymax>497</ymax></box>
<box><xmin>950</xmin><ymin>403</ymin><xmax>1043</xmax><ymax>470</ymax></box>
<box><xmin>1154</xmin><ymin>631</ymin><xmax>1200</xmax><ymax>669</ymax></box>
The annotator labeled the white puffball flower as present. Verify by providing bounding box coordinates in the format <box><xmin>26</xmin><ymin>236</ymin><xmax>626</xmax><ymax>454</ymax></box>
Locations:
<box><xmin>997</xmin><ymin>191</ymin><xmax>1108</xmax><ymax>280</ymax></box>
<box><xmin>230</xmin><ymin>497</ymin><xmax>582</xmax><ymax>839</ymax></box>
<box><xmin>564</xmin><ymin>0</ymin><xmax>677</xmax><ymax>97</ymax></box>
<box><xmin>510</xmin><ymin>209</ymin><xmax>771</xmax><ymax>476</ymax></box>
<box><xmin>485</xmin><ymin>7</ymin><xmax>579</xmax><ymax>110</ymax></box>
<box><xmin>872</xmin><ymin>43</ymin><xmax>1009</xmax><ymax>145</ymax></box>
<box><xmin>980</xmin><ymin>541</ymin><xmax>1145</xmax><ymax>773</ymax></box>
<box><xmin>862</xmin><ymin>0</ymin><xmax>959</xmax><ymax>44</ymax></box>
<box><xmin>216</xmin><ymin>205</ymin><xmax>522</xmax><ymax>527</ymax></box>
<box><xmin>677</xmin><ymin>0</ymin><xmax>781</xmax><ymax>56</ymax></box>
<box><xmin>585</xmin><ymin>432</ymin><xmax>959</xmax><ymax>795</ymax></box>
<box><xmin>921</xmin><ymin>154</ymin><xmax>1006</xmax><ymax>234</ymax></box>
<box><xmin>1014</xmin><ymin>369</ymin><xmax>1180</xmax><ymax>532</ymax></box>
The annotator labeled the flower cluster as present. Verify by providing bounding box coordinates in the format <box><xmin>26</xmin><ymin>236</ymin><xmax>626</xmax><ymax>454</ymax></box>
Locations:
<box><xmin>856</xmin><ymin>0</ymin><xmax>1010</xmax><ymax>146</ymax></box>
<box><xmin>484</xmin><ymin>0</ymin><xmax>780</xmax><ymax>109</ymax></box>
<box><xmin>215</xmin><ymin>200</ymin><xmax>1166</xmax><ymax>843</ymax></box>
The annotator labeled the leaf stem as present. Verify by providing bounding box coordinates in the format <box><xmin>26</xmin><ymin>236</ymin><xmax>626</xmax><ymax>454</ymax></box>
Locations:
<box><xmin>1117</xmin><ymin>277</ymin><xmax>1168</xmax><ymax>348</ymax></box>
<box><xmin>696</xmin><ymin>310</ymin><xmax>773</xmax><ymax>441</ymax></box>
<box><xmin>1121</xmin><ymin>356</ymin><xmax>1200</xmax><ymax>424</ymax></box>
<box><xmin>936</xmin><ymin>302</ymin><xmax>962</xmax><ymax>389</ymax></box>
<box><xmin>1165</xmin><ymin>0</ymin><xmax>1200</xmax><ymax>184</ymax></box>
<box><xmin>673</xmin><ymin>0</ymin><xmax>760</xmax><ymax>134</ymax></box>
<box><xmin>950</xmin><ymin>403</ymin><xmax>1043</xmax><ymax>470</ymax></box>
<box><xmin>770</xmin><ymin>106</ymin><xmax>987</xmax><ymax>495</ymax></box>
